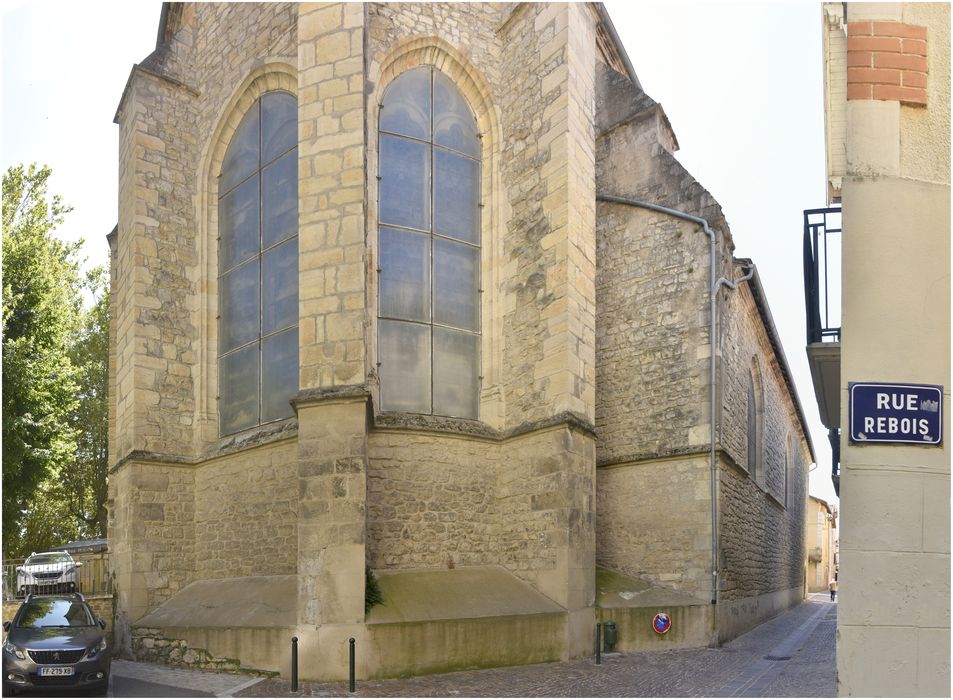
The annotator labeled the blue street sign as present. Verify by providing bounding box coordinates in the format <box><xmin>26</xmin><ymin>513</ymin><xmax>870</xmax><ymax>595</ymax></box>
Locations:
<box><xmin>849</xmin><ymin>382</ymin><xmax>943</xmax><ymax>445</ymax></box>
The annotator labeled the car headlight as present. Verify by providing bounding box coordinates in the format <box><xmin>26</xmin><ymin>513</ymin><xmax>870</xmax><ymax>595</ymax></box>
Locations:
<box><xmin>3</xmin><ymin>640</ymin><xmax>25</xmax><ymax>660</ymax></box>
<box><xmin>85</xmin><ymin>638</ymin><xmax>107</xmax><ymax>660</ymax></box>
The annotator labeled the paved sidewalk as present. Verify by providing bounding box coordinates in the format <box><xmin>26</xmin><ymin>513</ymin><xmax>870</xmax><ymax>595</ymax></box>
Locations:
<box><xmin>111</xmin><ymin>659</ymin><xmax>268</xmax><ymax>697</ymax></box>
<box><xmin>233</xmin><ymin>596</ymin><xmax>836</xmax><ymax>697</ymax></box>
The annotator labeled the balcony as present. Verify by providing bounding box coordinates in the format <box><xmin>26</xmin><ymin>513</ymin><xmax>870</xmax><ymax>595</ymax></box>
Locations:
<box><xmin>803</xmin><ymin>207</ymin><xmax>841</xmax><ymax>429</ymax></box>
<box><xmin>804</xmin><ymin>207</ymin><xmax>841</xmax><ymax>493</ymax></box>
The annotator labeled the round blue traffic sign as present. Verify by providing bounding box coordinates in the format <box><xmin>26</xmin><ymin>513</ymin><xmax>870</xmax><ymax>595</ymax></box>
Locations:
<box><xmin>653</xmin><ymin>612</ymin><xmax>672</xmax><ymax>635</ymax></box>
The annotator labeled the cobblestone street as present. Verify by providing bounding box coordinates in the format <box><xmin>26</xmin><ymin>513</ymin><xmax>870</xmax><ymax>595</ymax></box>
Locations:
<box><xmin>234</xmin><ymin>595</ymin><xmax>836</xmax><ymax>698</ymax></box>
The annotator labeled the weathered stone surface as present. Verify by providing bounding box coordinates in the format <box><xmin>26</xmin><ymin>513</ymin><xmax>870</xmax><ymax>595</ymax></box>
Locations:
<box><xmin>108</xmin><ymin>1</ymin><xmax>812</xmax><ymax>679</ymax></box>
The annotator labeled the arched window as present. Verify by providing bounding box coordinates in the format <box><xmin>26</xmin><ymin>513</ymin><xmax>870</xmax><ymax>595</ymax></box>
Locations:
<box><xmin>218</xmin><ymin>91</ymin><xmax>298</xmax><ymax>435</ymax></box>
<box><xmin>747</xmin><ymin>361</ymin><xmax>763</xmax><ymax>482</ymax></box>
<box><xmin>377</xmin><ymin>66</ymin><xmax>481</xmax><ymax>418</ymax></box>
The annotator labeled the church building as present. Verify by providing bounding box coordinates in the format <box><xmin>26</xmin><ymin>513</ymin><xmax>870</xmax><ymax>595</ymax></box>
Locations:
<box><xmin>108</xmin><ymin>2</ymin><xmax>814</xmax><ymax>679</ymax></box>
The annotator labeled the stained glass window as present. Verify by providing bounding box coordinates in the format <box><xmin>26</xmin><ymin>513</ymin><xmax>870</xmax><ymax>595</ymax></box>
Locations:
<box><xmin>218</xmin><ymin>91</ymin><xmax>298</xmax><ymax>435</ymax></box>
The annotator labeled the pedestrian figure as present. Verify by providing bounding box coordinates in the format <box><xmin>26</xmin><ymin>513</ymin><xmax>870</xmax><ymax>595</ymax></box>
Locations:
<box><xmin>829</xmin><ymin>577</ymin><xmax>838</xmax><ymax>601</ymax></box>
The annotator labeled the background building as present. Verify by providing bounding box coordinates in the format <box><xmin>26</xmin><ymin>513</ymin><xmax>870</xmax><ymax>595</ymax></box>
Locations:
<box><xmin>805</xmin><ymin>496</ymin><xmax>837</xmax><ymax>594</ymax></box>
<box><xmin>810</xmin><ymin>3</ymin><xmax>950</xmax><ymax>696</ymax></box>
<box><xmin>109</xmin><ymin>2</ymin><xmax>813</xmax><ymax>679</ymax></box>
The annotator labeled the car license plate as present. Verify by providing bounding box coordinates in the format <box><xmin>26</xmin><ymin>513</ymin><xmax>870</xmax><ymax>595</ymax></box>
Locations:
<box><xmin>38</xmin><ymin>667</ymin><xmax>74</xmax><ymax>676</ymax></box>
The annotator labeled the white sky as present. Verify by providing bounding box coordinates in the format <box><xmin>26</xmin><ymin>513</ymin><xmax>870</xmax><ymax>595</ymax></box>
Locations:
<box><xmin>1</xmin><ymin>1</ymin><xmax>838</xmax><ymax>506</ymax></box>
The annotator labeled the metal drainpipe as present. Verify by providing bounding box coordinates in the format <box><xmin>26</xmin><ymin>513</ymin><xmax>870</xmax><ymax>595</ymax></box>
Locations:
<box><xmin>596</xmin><ymin>194</ymin><xmax>754</xmax><ymax>605</ymax></box>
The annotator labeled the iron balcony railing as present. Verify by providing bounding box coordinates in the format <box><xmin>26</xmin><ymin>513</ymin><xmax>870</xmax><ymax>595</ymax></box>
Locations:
<box><xmin>2</xmin><ymin>556</ymin><xmax>111</xmax><ymax>600</ymax></box>
<box><xmin>829</xmin><ymin>427</ymin><xmax>841</xmax><ymax>497</ymax></box>
<box><xmin>803</xmin><ymin>207</ymin><xmax>842</xmax><ymax>344</ymax></box>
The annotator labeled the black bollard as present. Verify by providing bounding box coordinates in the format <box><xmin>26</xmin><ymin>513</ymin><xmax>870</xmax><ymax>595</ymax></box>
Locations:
<box><xmin>291</xmin><ymin>636</ymin><xmax>298</xmax><ymax>692</ymax></box>
<box><xmin>348</xmin><ymin>638</ymin><xmax>356</xmax><ymax>693</ymax></box>
<box><xmin>595</xmin><ymin>622</ymin><xmax>602</xmax><ymax>665</ymax></box>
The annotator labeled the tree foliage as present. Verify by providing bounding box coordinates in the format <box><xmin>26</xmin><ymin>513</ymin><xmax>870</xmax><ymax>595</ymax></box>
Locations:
<box><xmin>63</xmin><ymin>271</ymin><xmax>110</xmax><ymax>538</ymax></box>
<box><xmin>2</xmin><ymin>164</ymin><xmax>109</xmax><ymax>557</ymax></box>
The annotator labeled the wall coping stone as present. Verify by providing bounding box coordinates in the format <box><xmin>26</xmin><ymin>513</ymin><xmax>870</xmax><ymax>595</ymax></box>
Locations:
<box><xmin>292</xmin><ymin>385</ymin><xmax>371</xmax><ymax>409</ymax></box>
<box><xmin>375</xmin><ymin>410</ymin><xmax>596</xmax><ymax>442</ymax></box>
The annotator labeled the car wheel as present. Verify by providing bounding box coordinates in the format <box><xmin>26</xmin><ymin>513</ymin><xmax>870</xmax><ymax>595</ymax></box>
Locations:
<box><xmin>3</xmin><ymin>681</ymin><xmax>17</xmax><ymax>696</ymax></box>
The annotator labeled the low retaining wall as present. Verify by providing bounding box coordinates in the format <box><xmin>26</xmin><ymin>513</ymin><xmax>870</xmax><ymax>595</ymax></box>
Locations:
<box><xmin>132</xmin><ymin>626</ymin><xmax>283</xmax><ymax>677</ymax></box>
<box><xmin>597</xmin><ymin>603</ymin><xmax>716</xmax><ymax>651</ymax></box>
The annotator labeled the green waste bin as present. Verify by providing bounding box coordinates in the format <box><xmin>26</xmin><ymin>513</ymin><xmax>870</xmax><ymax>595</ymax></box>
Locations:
<box><xmin>603</xmin><ymin>620</ymin><xmax>618</xmax><ymax>652</ymax></box>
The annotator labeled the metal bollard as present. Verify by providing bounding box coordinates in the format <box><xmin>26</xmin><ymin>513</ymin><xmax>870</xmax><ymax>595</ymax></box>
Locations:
<box><xmin>291</xmin><ymin>637</ymin><xmax>299</xmax><ymax>692</ymax></box>
<box><xmin>595</xmin><ymin>622</ymin><xmax>602</xmax><ymax>665</ymax></box>
<box><xmin>348</xmin><ymin>638</ymin><xmax>356</xmax><ymax>693</ymax></box>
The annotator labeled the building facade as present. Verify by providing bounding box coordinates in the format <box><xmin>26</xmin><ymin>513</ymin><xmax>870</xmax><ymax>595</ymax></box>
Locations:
<box><xmin>811</xmin><ymin>3</ymin><xmax>950</xmax><ymax>696</ymax></box>
<box><xmin>805</xmin><ymin>496</ymin><xmax>837</xmax><ymax>594</ymax></box>
<box><xmin>108</xmin><ymin>2</ymin><xmax>813</xmax><ymax>679</ymax></box>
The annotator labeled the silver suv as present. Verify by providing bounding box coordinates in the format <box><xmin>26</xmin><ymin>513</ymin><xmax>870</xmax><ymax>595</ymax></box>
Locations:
<box><xmin>16</xmin><ymin>552</ymin><xmax>82</xmax><ymax>597</ymax></box>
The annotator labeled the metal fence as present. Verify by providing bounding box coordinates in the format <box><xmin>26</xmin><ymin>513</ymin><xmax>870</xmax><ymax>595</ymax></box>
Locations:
<box><xmin>2</xmin><ymin>555</ymin><xmax>111</xmax><ymax>600</ymax></box>
<box><xmin>803</xmin><ymin>207</ymin><xmax>842</xmax><ymax>344</ymax></box>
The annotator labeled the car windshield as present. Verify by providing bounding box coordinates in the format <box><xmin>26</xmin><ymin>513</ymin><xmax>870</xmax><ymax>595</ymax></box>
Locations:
<box><xmin>16</xmin><ymin>600</ymin><xmax>94</xmax><ymax>628</ymax></box>
<box><xmin>25</xmin><ymin>553</ymin><xmax>71</xmax><ymax>566</ymax></box>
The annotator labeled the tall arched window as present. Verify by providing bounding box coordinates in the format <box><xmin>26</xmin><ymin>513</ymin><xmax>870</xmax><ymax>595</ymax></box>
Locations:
<box><xmin>747</xmin><ymin>361</ymin><xmax>763</xmax><ymax>482</ymax></box>
<box><xmin>218</xmin><ymin>91</ymin><xmax>298</xmax><ymax>435</ymax></box>
<box><xmin>377</xmin><ymin>66</ymin><xmax>481</xmax><ymax>418</ymax></box>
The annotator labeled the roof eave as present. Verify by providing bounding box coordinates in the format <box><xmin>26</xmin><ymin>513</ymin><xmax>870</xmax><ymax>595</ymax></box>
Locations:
<box><xmin>745</xmin><ymin>262</ymin><xmax>818</xmax><ymax>464</ymax></box>
<box><xmin>594</xmin><ymin>2</ymin><xmax>642</xmax><ymax>89</ymax></box>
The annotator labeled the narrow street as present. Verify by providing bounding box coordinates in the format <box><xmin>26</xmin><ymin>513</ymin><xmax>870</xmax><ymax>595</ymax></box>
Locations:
<box><xmin>98</xmin><ymin>595</ymin><xmax>835</xmax><ymax>698</ymax></box>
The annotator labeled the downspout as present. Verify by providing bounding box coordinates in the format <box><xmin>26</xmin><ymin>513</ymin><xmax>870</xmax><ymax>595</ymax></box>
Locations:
<box><xmin>596</xmin><ymin>194</ymin><xmax>753</xmax><ymax>605</ymax></box>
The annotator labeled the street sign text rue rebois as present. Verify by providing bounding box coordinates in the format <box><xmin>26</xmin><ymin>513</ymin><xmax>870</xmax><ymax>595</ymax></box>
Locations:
<box><xmin>849</xmin><ymin>382</ymin><xmax>943</xmax><ymax>446</ymax></box>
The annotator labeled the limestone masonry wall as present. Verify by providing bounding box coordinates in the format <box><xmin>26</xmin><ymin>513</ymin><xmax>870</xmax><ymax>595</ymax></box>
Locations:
<box><xmin>498</xmin><ymin>426</ymin><xmax>595</xmax><ymax>608</ymax></box>
<box><xmin>497</xmin><ymin>4</ymin><xmax>595</xmax><ymax>428</ymax></box>
<box><xmin>718</xmin><ymin>278</ymin><xmax>809</xmax><ymax>602</ymax></box>
<box><xmin>593</xmin><ymin>63</ymin><xmax>810</xmax><ymax>612</ymax></box>
<box><xmin>367</xmin><ymin>432</ymin><xmax>500</xmax><ymax>570</ymax></box>
<box><xmin>194</xmin><ymin>440</ymin><xmax>298</xmax><ymax>579</ymax></box>
<box><xmin>107</xmin><ymin>463</ymin><xmax>196</xmax><ymax>619</ymax></box>
<box><xmin>594</xmin><ymin>64</ymin><xmax>731</xmax><ymax>465</ymax></box>
<box><xmin>597</xmin><ymin>457</ymin><xmax>711</xmax><ymax>600</ymax></box>
<box><xmin>112</xmin><ymin>2</ymin><xmax>297</xmax><ymax>462</ymax></box>
<box><xmin>296</xmin><ymin>2</ymin><xmax>366</xmax><ymax>392</ymax></box>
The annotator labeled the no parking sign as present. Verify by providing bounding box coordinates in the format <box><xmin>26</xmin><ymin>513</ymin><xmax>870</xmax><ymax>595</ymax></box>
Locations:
<box><xmin>652</xmin><ymin>612</ymin><xmax>672</xmax><ymax>635</ymax></box>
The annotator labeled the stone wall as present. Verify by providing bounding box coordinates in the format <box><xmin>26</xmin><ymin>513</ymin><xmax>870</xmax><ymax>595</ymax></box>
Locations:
<box><xmin>720</xmin><ymin>279</ymin><xmax>802</xmax><ymax>505</ymax></box>
<box><xmin>296</xmin><ymin>2</ymin><xmax>366</xmax><ymax>391</ymax></box>
<box><xmin>594</xmin><ymin>63</ymin><xmax>732</xmax><ymax>466</ymax></box>
<box><xmin>131</xmin><ymin>626</ymin><xmax>278</xmax><ymax>675</ymax></box>
<box><xmin>366</xmin><ymin>3</ymin><xmax>597</xmax><ymax>430</ymax></box>
<box><xmin>597</xmin><ymin>456</ymin><xmax>712</xmax><ymax>600</ymax></box>
<box><xmin>367</xmin><ymin>431</ymin><xmax>500</xmax><ymax>570</ymax></box>
<box><xmin>497</xmin><ymin>3</ymin><xmax>596</xmax><ymax>427</ymax></box>
<box><xmin>110</xmin><ymin>2</ymin><xmax>298</xmax><ymax>645</ymax></box>
<box><xmin>194</xmin><ymin>439</ymin><xmax>298</xmax><ymax>579</ymax></box>
<box><xmin>112</xmin><ymin>2</ymin><xmax>298</xmax><ymax>462</ymax></box>
<box><xmin>498</xmin><ymin>425</ymin><xmax>595</xmax><ymax>613</ymax></box>
<box><xmin>367</xmin><ymin>421</ymin><xmax>595</xmax><ymax>613</ymax></box>
<box><xmin>107</xmin><ymin>460</ymin><xmax>195</xmax><ymax>655</ymax></box>
<box><xmin>593</xmin><ymin>62</ymin><xmax>811</xmax><ymax>618</ymax></box>
<box><xmin>718</xmin><ymin>276</ymin><xmax>809</xmax><ymax>604</ymax></box>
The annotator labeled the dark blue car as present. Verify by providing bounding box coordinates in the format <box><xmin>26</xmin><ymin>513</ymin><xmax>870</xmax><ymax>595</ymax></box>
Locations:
<box><xmin>2</xmin><ymin>594</ymin><xmax>110</xmax><ymax>695</ymax></box>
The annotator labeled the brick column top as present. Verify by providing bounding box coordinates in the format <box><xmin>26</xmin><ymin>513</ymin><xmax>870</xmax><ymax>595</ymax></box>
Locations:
<box><xmin>847</xmin><ymin>21</ymin><xmax>928</xmax><ymax>106</ymax></box>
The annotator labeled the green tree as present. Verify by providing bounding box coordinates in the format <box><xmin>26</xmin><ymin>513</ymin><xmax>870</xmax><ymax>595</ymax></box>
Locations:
<box><xmin>15</xmin><ymin>271</ymin><xmax>110</xmax><ymax>554</ymax></box>
<box><xmin>2</xmin><ymin>164</ymin><xmax>83</xmax><ymax>556</ymax></box>
<box><xmin>63</xmin><ymin>271</ymin><xmax>110</xmax><ymax>538</ymax></box>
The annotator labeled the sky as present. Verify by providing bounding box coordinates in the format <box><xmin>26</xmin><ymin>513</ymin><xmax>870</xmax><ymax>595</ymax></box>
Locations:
<box><xmin>1</xmin><ymin>1</ymin><xmax>838</xmax><ymax>506</ymax></box>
